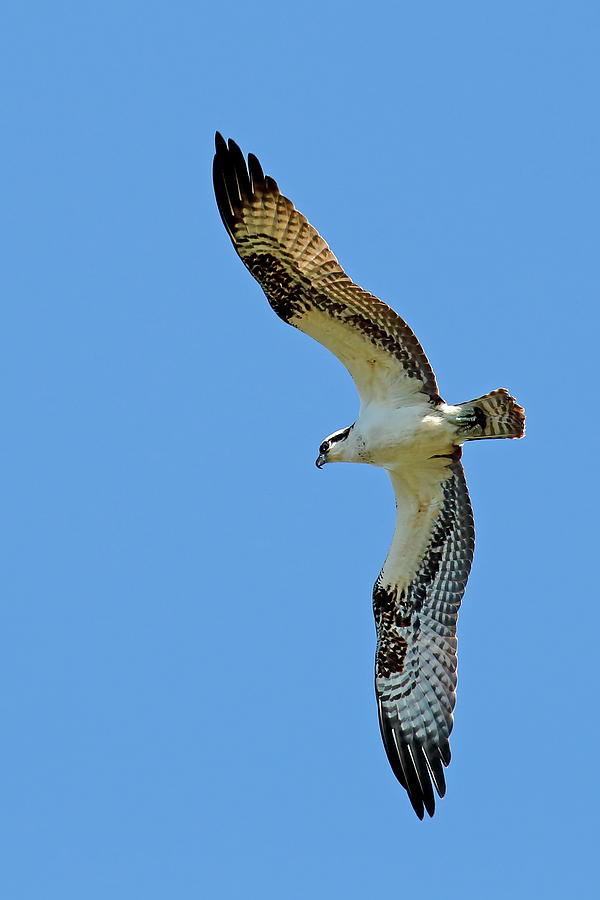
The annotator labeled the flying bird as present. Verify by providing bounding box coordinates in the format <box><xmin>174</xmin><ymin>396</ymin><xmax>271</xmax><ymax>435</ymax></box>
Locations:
<box><xmin>212</xmin><ymin>133</ymin><xmax>524</xmax><ymax>819</ymax></box>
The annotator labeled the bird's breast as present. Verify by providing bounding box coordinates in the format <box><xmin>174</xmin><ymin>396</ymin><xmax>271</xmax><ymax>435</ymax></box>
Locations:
<box><xmin>356</xmin><ymin>403</ymin><xmax>454</xmax><ymax>466</ymax></box>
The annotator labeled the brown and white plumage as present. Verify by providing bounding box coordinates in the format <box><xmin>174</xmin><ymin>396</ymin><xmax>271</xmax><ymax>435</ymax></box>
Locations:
<box><xmin>213</xmin><ymin>133</ymin><xmax>440</xmax><ymax>407</ymax></box>
<box><xmin>213</xmin><ymin>133</ymin><xmax>524</xmax><ymax>818</ymax></box>
<box><xmin>374</xmin><ymin>462</ymin><xmax>474</xmax><ymax>817</ymax></box>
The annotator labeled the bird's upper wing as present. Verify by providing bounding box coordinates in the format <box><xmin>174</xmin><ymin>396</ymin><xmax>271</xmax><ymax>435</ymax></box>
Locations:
<box><xmin>374</xmin><ymin>456</ymin><xmax>474</xmax><ymax>818</ymax></box>
<box><xmin>213</xmin><ymin>134</ymin><xmax>442</xmax><ymax>406</ymax></box>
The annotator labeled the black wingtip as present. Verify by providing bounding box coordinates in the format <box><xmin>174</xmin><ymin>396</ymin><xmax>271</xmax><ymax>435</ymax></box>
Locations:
<box><xmin>264</xmin><ymin>174</ymin><xmax>279</xmax><ymax>192</ymax></box>
<box><xmin>412</xmin><ymin>800</ymin><xmax>426</xmax><ymax>821</ymax></box>
<box><xmin>213</xmin><ymin>133</ymin><xmax>252</xmax><ymax>240</ymax></box>
<box><xmin>226</xmin><ymin>138</ymin><xmax>251</xmax><ymax>197</ymax></box>
<box><xmin>413</xmin><ymin>745</ymin><xmax>436</xmax><ymax>818</ymax></box>
<box><xmin>425</xmin><ymin>748</ymin><xmax>447</xmax><ymax>798</ymax></box>
<box><xmin>378</xmin><ymin>712</ymin><xmax>437</xmax><ymax>819</ymax></box>
<box><xmin>248</xmin><ymin>152</ymin><xmax>265</xmax><ymax>191</ymax></box>
<box><xmin>215</xmin><ymin>131</ymin><xmax>227</xmax><ymax>153</ymax></box>
<box><xmin>212</xmin><ymin>135</ymin><xmax>281</xmax><ymax>248</ymax></box>
<box><xmin>398</xmin><ymin>742</ymin><xmax>431</xmax><ymax>820</ymax></box>
<box><xmin>440</xmin><ymin>740</ymin><xmax>451</xmax><ymax>766</ymax></box>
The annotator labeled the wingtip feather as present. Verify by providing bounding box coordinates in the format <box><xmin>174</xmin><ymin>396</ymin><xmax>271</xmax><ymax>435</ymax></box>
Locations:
<box><xmin>379</xmin><ymin>714</ymin><xmax>436</xmax><ymax>820</ymax></box>
<box><xmin>248</xmin><ymin>152</ymin><xmax>265</xmax><ymax>191</ymax></box>
<box><xmin>214</xmin><ymin>131</ymin><xmax>227</xmax><ymax>153</ymax></box>
<box><xmin>213</xmin><ymin>135</ymin><xmax>277</xmax><ymax>231</ymax></box>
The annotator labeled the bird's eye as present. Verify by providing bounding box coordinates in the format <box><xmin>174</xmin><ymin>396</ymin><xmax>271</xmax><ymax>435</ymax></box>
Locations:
<box><xmin>319</xmin><ymin>441</ymin><xmax>329</xmax><ymax>454</ymax></box>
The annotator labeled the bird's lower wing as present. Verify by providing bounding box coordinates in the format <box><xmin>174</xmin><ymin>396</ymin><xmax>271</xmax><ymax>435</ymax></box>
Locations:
<box><xmin>213</xmin><ymin>134</ymin><xmax>441</xmax><ymax>407</ymax></box>
<box><xmin>374</xmin><ymin>458</ymin><xmax>474</xmax><ymax>818</ymax></box>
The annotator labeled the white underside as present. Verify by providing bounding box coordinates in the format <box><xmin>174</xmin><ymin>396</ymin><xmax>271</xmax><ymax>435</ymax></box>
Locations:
<box><xmin>336</xmin><ymin>399</ymin><xmax>459</xmax><ymax>471</ymax></box>
<box><xmin>328</xmin><ymin>398</ymin><xmax>461</xmax><ymax>591</ymax></box>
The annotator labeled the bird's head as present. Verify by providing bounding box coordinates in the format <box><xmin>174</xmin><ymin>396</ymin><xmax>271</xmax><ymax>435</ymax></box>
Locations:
<box><xmin>315</xmin><ymin>426</ymin><xmax>353</xmax><ymax>468</ymax></box>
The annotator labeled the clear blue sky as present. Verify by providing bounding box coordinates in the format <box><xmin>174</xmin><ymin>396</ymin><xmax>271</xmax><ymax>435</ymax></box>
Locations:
<box><xmin>2</xmin><ymin>2</ymin><xmax>598</xmax><ymax>897</ymax></box>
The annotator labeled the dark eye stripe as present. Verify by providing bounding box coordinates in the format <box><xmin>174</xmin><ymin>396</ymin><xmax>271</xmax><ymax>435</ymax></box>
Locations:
<box><xmin>330</xmin><ymin>426</ymin><xmax>351</xmax><ymax>445</ymax></box>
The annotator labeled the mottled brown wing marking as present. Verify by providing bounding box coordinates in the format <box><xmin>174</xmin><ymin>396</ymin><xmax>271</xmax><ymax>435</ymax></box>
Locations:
<box><xmin>374</xmin><ymin>462</ymin><xmax>474</xmax><ymax>819</ymax></box>
<box><xmin>213</xmin><ymin>133</ymin><xmax>442</xmax><ymax>404</ymax></box>
<box><xmin>244</xmin><ymin>252</ymin><xmax>312</xmax><ymax>323</ymax></box>
<box><xmin>373</xmin><ymin>584</ymin><xmax>410</xmax><ymax>679</ymax></box>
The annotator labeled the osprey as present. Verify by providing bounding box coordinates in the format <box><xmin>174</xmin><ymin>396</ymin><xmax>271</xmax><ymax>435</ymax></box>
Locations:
<box><xmin>213</xmin><ymin>133</ymin><xmax>525</xmax><ymax>819</ymax></box>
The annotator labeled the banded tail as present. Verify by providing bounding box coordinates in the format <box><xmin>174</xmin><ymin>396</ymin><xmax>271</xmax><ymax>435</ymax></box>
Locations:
<box><xmin>458</xmin><ymin>388</ymin><xmax>525</xmax><ymax>440</ymax></box>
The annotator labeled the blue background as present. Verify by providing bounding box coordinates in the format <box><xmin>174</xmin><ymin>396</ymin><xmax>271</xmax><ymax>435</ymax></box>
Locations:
<box><xmin>2</xmin><ymin>2</ymin><xmax>598</xmax><ymax>897</ymax></box>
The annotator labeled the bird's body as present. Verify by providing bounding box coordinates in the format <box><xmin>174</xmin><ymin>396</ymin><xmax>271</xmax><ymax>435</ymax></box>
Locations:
<box><xmin>212</xmin><ymin>133</ymin><xmax>524</xmax><ymax>819</ymax></box>
<box><xmin>331</xmin><ymin>400</ymin><xmax>457</xmax><ymax>467</ymax></box>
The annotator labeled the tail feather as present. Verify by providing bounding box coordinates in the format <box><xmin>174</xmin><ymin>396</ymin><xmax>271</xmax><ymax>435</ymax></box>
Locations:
<box><xmin>459</xmin><ymin>388</ymin><xmax>525</xmax><ymax>440</ymax></box>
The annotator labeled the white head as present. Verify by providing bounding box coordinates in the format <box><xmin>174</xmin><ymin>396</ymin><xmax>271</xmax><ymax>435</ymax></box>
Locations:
<box><xmin>315</xmin><ymin>425</ymin><xmax>355</xmax><ymax>468</ymax></box>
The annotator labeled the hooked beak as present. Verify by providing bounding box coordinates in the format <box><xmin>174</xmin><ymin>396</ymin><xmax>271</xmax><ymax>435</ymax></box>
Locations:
<box><xmin>315</xmin><ymin>453</ymin><xmax>327</xmax><ymax>469</ymax></box>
